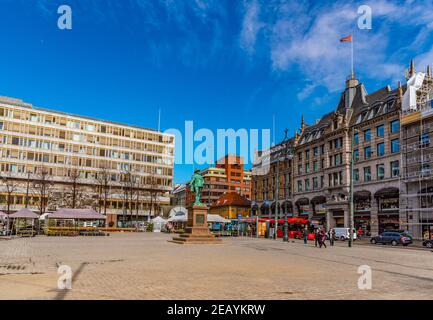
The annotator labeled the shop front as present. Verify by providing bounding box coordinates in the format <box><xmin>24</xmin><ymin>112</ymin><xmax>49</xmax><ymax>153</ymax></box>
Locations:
<box><xmin>375</xmin><ymin>187</ymin><xmax>399</xmax><ymax>234</ymax></box>
<box><xmin>420</xmin><ymin>187</ymin><xmax>433</xmax><ymax>240</ymax></box>
<box><xmin>332</xmin><ymin>210</ymin><xmax>345</xmax><ymax>227</ymax></box>
<box><xmin>421</xmin><ymin>220</ymin><xmax>433</xmax><ymax>240</ymax></box>
<box><xmin>354</xmin><ymin>190</ymin><xmax>372</xmax><ymax>236</ymax></box>
<box><xmin>296</xmin><ymin>198</ymin><xmax>310</xmax><ymax>219</ymax></box>
<box><xmin>311</xmin><ymin>196</ymin><xmax>327</xmax><ymax>228</ymax></box>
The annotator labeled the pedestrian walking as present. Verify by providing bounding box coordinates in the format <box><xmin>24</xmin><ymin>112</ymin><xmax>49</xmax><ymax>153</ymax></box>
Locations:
<box><xmin>357</xmin><ymin>227</ymin><xmax>363</xmax><ymax>240</ymax></box>
<box><xmin>314</xmin><ymin>228</ymin><xmax>320</xmax><ymax>247</ymax></box>
<box><xmin>303</xmin><ymin>226</ymin><xmax>308</xmax><ymax>244</ymax></box>
<box><xmin>320</xmin><ymin>229</ymin><xmax>327</xmax><ymax>248</ymax></box>
<box><xmin>328</xmin><ymin>228</ymin><xmax>335</xmax><ymax>246</ymax></box>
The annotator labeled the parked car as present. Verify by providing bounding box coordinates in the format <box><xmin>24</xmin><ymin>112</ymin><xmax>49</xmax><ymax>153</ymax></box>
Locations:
<box><xmin>333</xmin><ymin>228</ymin><xmax>357</xmax><ymax>241</ymax></box>
<box><xmin>370</xmin><ymin>232</ymin><xmax>412</xmax><ymax>246</ymax></box>
<box><xmin>387</xmin><ymin>230</ymin><xmax>414</xmax><ymax>241</ymax></box>
<box><xmin>422</xmin><ymin>239</ymin><xmax>433</xmax><ymax>248</ymax></box>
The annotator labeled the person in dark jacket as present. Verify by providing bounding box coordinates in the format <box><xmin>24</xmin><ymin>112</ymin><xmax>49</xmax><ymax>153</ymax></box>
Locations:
<box><xmin>302</xmin><ymin>226</ymin><xmax>308</xmax><ymax>244</ymax></box>
<box><xmin>314</xmin><ymin>228</ymin><xmax>320</xmax><ymax>247</ymax></box>
<box><xmin>320</xmin><ymin>229</ymin><xmax>327</xmax><ymax>248</ymax></box>
<box><xmin>328</xmin><ymin>228</ymin><xmax>335</xmax><ymax>246</ymax></box>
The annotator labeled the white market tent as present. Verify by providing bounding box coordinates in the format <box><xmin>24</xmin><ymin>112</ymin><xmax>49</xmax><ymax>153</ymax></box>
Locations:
<box><xmin>207</xmin><ymin>214</ymin><xmax>231</xmax><ymax>224</ymax></box>
<box><xmin>151</xmin><ymin>216</ymin><xmax>167</xmax><ymax>232</ymax></box>
<box><xmin>151</xmin><ymin>216</ymin><xmax>167</xmax><ymax>224</ymax></box>
<box><xmin>39</xmin><ymin>212</ymin><xmax>51</xmax><ymax>220</ymax></box>
<box><xmin>167</xmin><ymin>215</ymin><xmax>187</xmax><ymax>223</ymax></box>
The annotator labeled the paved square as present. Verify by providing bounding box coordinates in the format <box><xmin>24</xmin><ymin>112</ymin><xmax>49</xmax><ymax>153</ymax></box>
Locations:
<box><xmin>0</xmin><ymin>233</ymin><xmax>432</xmax><ymax>299</ymax></box>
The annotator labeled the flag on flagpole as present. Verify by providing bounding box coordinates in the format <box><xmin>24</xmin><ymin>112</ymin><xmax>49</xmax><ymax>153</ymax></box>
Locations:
<box><xmin>340</xmin><ymin>34</ymin><xmax>354</xmax><ymax>78</ymax></box>
<box><xmin>340</xmin><ymin>34</ymin><xmax>353</xmax><ymax>42</ymax></box>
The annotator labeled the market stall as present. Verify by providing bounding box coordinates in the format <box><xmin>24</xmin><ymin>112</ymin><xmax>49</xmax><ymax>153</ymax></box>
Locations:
<box><xmin>9</xmin><ymin>209</ymin><xmax>38</xmax><ymax>237</ymax></box>
<box><xmin>166</xmin><ymin>210</ymin><xmax>187</xmax><ymax>232</ymax></box>
<box><xmin>0</xmin><ymin>211</ymin><xmax>9</xmax><ymax>236</ymax></box>
<box><xmin>151</xmin><ymin>216</ymin><xmax>167</xmax><ymax>232</ymax></box>
<box><xmin>46</xmin><ymin>209</ymin><xmax>107</xmax><ymax>236</ymax></box>
<box><xmin>207</xmin><ymin>214</ymin><xmax>232</xmax><ymax>236</ymax></box>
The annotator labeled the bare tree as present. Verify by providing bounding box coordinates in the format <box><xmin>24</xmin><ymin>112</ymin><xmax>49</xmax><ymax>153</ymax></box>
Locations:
<box><xmin>134</xmin><ymin>175</ymin><xmax>142</xmax><ymax>229</ymax></box>
<box><xmin>95</xmin><ymin>166</ymin><xmax>111</xmax><ymax>214</ymax></box>
<box><xmin>0</xmin><ymin>173</ymin><xmax>19</xmax><ymax>214</ymax></box>
<box><xmin>147</xmin><ymin>171</ymin><xmax>161</xmax><ymax>222</ymax></box>
<box><xmin>63</xmin><ymin>167</ymin><xmax>89</xmax><ymax>209</ymax></box>
<box><xmin>120</xmin><ymin>169</ymin><xmax>133</xmax><ymax>225</ymax></box>
<box><xmin>32</xmin><ymin>166</ymin><xmax>54</xmax><ymax>215</ymax></box>
<box><xmin>69</xmin><ymin>168</ymin><xmax>80</xmax><ymax>209</ymax></box>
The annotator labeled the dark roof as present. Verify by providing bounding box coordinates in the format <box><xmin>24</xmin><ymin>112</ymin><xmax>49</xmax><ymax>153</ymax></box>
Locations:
<box><xmin>299</xmin><ymin>81</ymin><xmax>404</xmax><ymax>142</ymax></box>
<box><xmin>298</xmin><ymin>112</ymin><xmax>333</xmax><ymax>145</ymax></box>
<box><xmin>9</xmin><ymin>209</ymin><xmax>38</xmax><ymax>219</ymax></box>
<box><xmin>212</xmin><ymin>193</ymin><xmax>251</xmax><ymax>208</ymax></box>
<box><xmin>350</xmin><ymin>85</ymin><xmax>402</xmax><ymax>126</ymax></box>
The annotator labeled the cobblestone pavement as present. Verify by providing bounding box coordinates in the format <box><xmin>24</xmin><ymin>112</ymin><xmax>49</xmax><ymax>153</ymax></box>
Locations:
<box><xmin>0</xmin><ymin>233</ymin><xmax>432</xmax><ymax>300</ymax></box>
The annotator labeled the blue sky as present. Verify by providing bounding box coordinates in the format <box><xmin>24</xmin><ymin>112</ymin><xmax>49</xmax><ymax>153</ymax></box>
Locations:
<box><xmin>1</xmin><ymin>0</ymin><xmax>433</xmax><ymax>183</ymax></box>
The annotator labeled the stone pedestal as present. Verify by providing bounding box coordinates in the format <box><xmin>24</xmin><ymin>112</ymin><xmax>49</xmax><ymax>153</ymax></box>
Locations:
<box><xmin>170</xmin><ymin>205</ymin><xmax>222</xmax><ymax>244</ymax></box>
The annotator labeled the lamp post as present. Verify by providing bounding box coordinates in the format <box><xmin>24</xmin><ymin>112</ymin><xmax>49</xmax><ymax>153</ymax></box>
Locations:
<box><xmin>274</xmin><ymin>130</ymin><xmax>290</xmax><ymax>241</ymax></box>
<box><xmin>348</xmin><ymin>127</ymin><xmax>357</xmax><ymax>248</ymax></box>
<box><xmin>282</xmin><ymin>138</ymin><xmax>290</xmax><ymax>242</ymax></box>
<box><xmin>25</xmin><ymin>171</ymin><xmax>31</xmax><ymax>208</ymax></box>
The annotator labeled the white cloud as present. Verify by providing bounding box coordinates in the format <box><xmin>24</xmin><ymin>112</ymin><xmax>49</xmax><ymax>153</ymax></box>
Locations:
<box><xmin>240</xmin><ymin>0</ymin><xmax>264</xmax><ymax>54</ymax></box>
<box><xmin>297</xmin><ymin>83</ymin><xmax>317</xmax><ymax>101</ymax></box>
<box><xmin>239</xmin><ymin>0</ymin><xmax>433</xmax><ymax>98</ymax></box>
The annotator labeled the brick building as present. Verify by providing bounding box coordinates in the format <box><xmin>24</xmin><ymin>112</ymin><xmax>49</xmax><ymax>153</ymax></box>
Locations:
<box><xmin>186</xmin><ymin>155</ymin><xmax>251</xmax><ymax>206</ymax></box>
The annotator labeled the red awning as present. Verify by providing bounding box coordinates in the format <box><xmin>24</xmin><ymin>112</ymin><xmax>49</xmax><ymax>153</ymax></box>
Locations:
<box><xmin>258</xmin><ymin>217</ymin><xmax>309</xmax><ymax>224</ymax></box>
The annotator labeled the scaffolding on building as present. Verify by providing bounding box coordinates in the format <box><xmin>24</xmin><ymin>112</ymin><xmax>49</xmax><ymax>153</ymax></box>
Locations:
<box><xmin>400</xmin><ymin>64</ymin><xmax>433</xmax><ymax>239</ymax></box>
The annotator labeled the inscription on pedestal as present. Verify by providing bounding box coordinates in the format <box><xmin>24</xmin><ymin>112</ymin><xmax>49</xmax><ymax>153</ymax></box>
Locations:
<box><xmin>196</xmin><ymin>214</ymin><xmax>205</xmax><ymax>224</ymax></box>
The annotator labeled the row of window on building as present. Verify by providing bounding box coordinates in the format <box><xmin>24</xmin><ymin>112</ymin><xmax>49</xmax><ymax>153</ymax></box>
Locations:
<box><xmin>296</xmin><ymin>160</ymin><xmax>400</xmax><ymax>192</ymax></box>
<box><xmin>0</xmin><ymin>108</ymin><xmax>173</xmax><ymax>143</ymax></box>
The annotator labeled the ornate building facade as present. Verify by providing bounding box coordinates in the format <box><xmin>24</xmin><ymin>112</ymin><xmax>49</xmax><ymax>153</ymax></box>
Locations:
<box><xmin>252</xmin><ymin>62</ymin><xmax>433</xmax><ymax>239</ymax></box>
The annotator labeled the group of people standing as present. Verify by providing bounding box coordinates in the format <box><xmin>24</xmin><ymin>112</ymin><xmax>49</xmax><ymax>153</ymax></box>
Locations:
<box><xmin>302</xmin><ymin>226</ymin><xmax>335</xmax><ymax>248</ymax></box>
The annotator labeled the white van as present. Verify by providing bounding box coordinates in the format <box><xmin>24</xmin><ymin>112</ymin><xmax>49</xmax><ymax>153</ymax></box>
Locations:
<box><xmin>333</xmin><ymin>228</ymin><xmax>357</xmax><ymax>241</ymax></box>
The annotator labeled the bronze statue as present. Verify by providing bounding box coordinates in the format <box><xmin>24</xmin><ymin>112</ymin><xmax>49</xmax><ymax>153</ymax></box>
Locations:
<box><xmin>189</xmin><ymin>169</ymin><xmax>205</xmax><ymax>206</ymax></box>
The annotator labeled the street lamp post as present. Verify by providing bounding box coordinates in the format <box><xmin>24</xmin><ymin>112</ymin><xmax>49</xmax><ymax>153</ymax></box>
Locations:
<box><xmin>348</xmin><ymin>127</ymin><xmax>356</xmax><ymax>248</ymax></box>
<box><xmin>275</xmin><ymin>130</ymin><xmax>290</xmax><ymax>241</ymax></box>
<box><xmin>274</xmin><ymin>160</ymin><xmax>279</xmax><ymax>240</ymax></box>
<box><xmin>282</xmin><ymin>139</ymin><xmax>289</xmax><ymax>242</ymax></box>
<box><xmin>25</xmin><ymin>171</ymin><xmax>31</xmax><ymax>208</ymax></box>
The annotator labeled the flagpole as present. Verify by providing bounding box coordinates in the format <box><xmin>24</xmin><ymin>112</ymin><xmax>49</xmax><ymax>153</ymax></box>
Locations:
<box><xmin>351</xmin><ymin>35</ymin><xmax>354</xmax><ymax>79</ymax></box>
